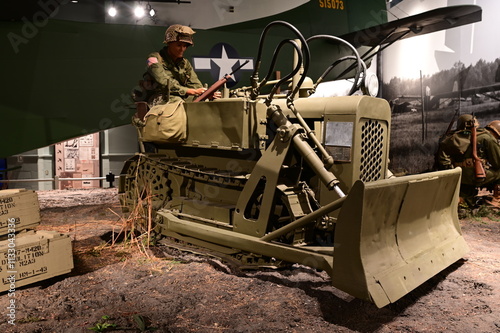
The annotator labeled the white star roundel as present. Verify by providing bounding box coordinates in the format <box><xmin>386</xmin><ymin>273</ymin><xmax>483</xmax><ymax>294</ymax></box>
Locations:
<box><xmin>192</xmin><ymin>43</ymin><xmax>253</xmax><ymax>87</ymax></box>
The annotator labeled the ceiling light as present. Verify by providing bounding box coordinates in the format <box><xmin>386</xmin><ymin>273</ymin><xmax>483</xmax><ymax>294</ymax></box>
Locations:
<box><xmin>147</xmin><ymin>3</ymin><xmax>156</xmax><ymax>17</ymax></box>
<box><xmin>134</xmin><ymin>5</ymin><xmax>145</xmax><ymax>18</ymax></box>
<box><xmin>108</xmin><ymin>6</ymin><xmax>117</xmax><ymax>17</ymax></box>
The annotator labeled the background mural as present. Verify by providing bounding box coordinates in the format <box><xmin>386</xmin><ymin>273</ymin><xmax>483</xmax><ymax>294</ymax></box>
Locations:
<box><xmin>381</xmin><ymin>0</ymin><xmax>500</xmax><ymax>175</ymax></box>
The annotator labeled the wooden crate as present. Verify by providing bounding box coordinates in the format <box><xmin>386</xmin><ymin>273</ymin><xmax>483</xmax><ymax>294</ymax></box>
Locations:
<box><xmin>0</xmin><ymin>189</ymin><xmax>40</xmax><ymax>237</ymax></box>
<box><xmin>0</xmin><ymin>230</ymin><xmax>73</xmax><ymax>292</ymax></box>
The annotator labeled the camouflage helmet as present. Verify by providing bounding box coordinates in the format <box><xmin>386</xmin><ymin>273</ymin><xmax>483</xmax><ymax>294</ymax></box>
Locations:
<box><xmin>163</xmin><ymin>24</ymin><xmax>195</xmax><ymax>45</ymax></box>
<box><xmin>456</xmin><ymin>114</ymin><xmax>478</xmax><ymax>130</ymax></box>
<box><xmin>486</xmin><ymin>120</ymin><xmax>500</xmax><ymax>138</ymax></box>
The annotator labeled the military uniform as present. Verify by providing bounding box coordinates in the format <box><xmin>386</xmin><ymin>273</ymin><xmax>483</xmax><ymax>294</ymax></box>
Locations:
<box><xmin>437</xmin><ymin>125</ymin><xmax>500</xmax><ymax>206</ymax></box>
<box><xmin>131</xmin><ymin>24</ymin><xmax>205</xmax><ymax>152</ymax></box>
<box><xmin>136</xmin><ymin>24</ymin><xmax>203</xmax><ymax>106</ymax></box>
<box><xmin>439</xmin><ymin>128</ymin><xmax>500</xmax><ymax>185</ymax></box>
<box><xmin>146</xmin><ymin>48</ymin><xmax>203</xmax><ymax>104</ymax></box>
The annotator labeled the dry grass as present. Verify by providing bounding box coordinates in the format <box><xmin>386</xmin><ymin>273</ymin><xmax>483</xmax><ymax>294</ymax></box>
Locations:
<box><xmin>107</xmin><ymin>170</ymin><xmax>159</xmax><ymax>260</ymax></box>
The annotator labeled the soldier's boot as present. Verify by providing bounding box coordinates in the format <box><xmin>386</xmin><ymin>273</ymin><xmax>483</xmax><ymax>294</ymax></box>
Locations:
<box><xmin>486</xmin><ymin>184</ymin><xmax>500</xmax><ymax>208</ymax></box>
<box><xmin>494</xmin><ymin>184</ymin><xmax>500</xmax><ymax>199</ymax></box>
<box><xmin>459</xmin><ymin>184</ymin><xmax>478</xmax><ymax>208</ymax></box>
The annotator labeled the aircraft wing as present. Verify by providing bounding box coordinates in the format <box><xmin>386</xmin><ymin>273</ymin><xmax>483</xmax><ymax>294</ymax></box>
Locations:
<box><xmin>339</xmin><ymin>5</ymin><xmax>482</xmax><ymax>48</ymax></box>
<box><xmin>322</xmin><ymin>5</ymin><xmax>482</xmax><ymax>81</ymax></box>
<box><xmin>428</xmin><ymin>83</ymin><xmax>500</xmax><ymax>109</ymax></box>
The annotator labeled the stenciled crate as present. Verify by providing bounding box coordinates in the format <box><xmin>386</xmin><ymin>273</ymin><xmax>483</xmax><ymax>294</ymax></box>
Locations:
<box><xmin>0</xmin><ymin>230</ymin><xmax>74</xmax><ymax>292</ymax></box>
<box><xmin>0</xmin><ymin>189</ymin><xmax>40</xmax><ymax>237</ymax></box>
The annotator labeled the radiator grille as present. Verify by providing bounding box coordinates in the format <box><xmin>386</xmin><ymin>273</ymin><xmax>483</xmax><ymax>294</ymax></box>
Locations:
<box><xmin>359</xmin><ymin>119</ymin><xmax>385</xmax><ymax>182</ymax></box>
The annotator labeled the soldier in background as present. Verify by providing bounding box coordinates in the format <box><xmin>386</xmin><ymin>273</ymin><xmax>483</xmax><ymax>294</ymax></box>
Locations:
<box><xmin>484</xmin><ymin>120</ymin><xmax>500</xmax><ymax>205</ymax></box>
<box><xmin>437</xmin><ymin>115</ymin><xmax>500</xmax><ymax>207</ymax></box>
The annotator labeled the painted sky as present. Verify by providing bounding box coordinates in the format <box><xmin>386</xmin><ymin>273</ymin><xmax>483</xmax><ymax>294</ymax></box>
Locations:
<box><xmin>382</xmin><ymin>0</ymin><xmax>499</xmax><ymax>81</ymax></box>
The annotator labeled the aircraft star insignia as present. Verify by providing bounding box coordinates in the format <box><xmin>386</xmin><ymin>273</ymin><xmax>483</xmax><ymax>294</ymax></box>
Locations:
<box><xmin>192</xmin><ymin>42</ymin><xmax>253</xmax><ymax>87</ymax></box>
<box><xmin>211</xmin><ymin>45</ymin><xmax>239</xmax><ymax>81</ymax></box>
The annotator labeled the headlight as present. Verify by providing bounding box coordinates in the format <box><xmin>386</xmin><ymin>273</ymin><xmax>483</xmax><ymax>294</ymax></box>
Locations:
<box><xmin>363</xmin><ymin>72</ymin><xmax>379</xmax><ymax>97</ymax></box>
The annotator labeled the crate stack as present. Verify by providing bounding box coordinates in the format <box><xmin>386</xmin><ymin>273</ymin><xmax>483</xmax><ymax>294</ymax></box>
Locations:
<box><xmin>0</xmin><ymin>189</ymin><xmax>74</xmax><ymax>292</ymax></box>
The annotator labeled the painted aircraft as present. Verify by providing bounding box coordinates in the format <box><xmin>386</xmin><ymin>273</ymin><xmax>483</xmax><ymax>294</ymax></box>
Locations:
<box><xmin>0</xmin><ymin>1</ymin><xmax>481</xmax><ymax>157</ymax></box>
<box><xmin>428</xmin><ymin>79</ymin><xmax>500</xmax><ymax>109</ymax></box>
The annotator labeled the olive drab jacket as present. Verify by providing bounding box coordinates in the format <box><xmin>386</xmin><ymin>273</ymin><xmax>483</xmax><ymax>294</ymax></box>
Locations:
<box><xmin>146</xmin><ymin>47</ymin><xmax>203</xmax><ymax>104</ymax></box>
<box><xmin>438</xmin><ymin>128</ymin><xmax>500</xmax><ymax>186</ymax></box>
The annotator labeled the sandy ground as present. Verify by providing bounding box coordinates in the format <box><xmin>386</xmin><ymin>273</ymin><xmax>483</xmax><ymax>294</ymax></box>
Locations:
<box><xmin>0</xmin><ymin>188</ymin><xmax>499</xmax><ymax>333</ymax></box>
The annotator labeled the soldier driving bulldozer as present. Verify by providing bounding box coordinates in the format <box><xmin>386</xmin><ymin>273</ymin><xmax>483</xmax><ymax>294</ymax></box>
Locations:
<box><xmin>144</xmin><ymin>24</ymin><xmax>221</xmax><ymax>106</ymax></box>
<box><xmin>436</xmin><ymin>114</ymin><xmax>500</xmax><ymax>207</ymax></box>
<box><xmin>133</xmin><ymin>24</ymin><xmax>221</xmax><ymax>109</ymax></box>
<box><xmin>132</xmin><ymin>24</ymin><xmax>222</xmax><ymax>150</ymax></box>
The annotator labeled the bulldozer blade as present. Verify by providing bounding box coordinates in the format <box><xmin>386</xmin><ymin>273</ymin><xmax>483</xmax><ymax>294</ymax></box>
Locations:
<box><xmin>331</xmin><ymin>168</ymin><xmax>468</xmax><ymax>308</ymax></box>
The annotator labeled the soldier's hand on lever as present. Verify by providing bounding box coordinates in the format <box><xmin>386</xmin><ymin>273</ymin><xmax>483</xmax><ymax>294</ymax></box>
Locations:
<box><xmin>188</xmin><ymin>87</ymin><xmax>221</xmax><ymax>99</ymax></box>
<box><xmin>187</xmin><ymin>87</ymin><xmax>207</xmax><ymax>96</ymax></box>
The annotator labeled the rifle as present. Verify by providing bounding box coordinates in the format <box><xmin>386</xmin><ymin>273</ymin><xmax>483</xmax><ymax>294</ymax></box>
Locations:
<box><xmin>443</xmin><ymin>108</ymin><xmax>460</xmax><ymax>139</ymax></box>
<box><xmin>470</xmin><ymin>116</ymin><xmax>486</xmax><ymax>181</ymax></box>
<box><xmin>433</xmin><ymin>108</ymin><xmax>460</xmax><ymax>170</ymax></box>
<box><xmin>194</xmin><ymin>60</ymin><xmax>250</xmax><ymax>102</ymax></box>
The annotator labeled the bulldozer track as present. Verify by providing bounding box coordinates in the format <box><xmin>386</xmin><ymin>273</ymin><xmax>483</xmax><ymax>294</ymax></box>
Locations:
<box><xmin>141</xmin><ymin>154</ymin><xmax>248</xmax><ymax>189</ymax></box>
<box><xmin>120</xmin><ymin>152</ymin><xmax>250</xmax><ymax>215</ymax></box>
<box><xmin>157</xmin><ymin>232</ymin><xmax>291</xmax><ymax>271</ymax></box>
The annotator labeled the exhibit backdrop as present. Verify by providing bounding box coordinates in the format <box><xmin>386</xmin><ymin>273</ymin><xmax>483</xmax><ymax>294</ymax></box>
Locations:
<box><xmin>381</xmin><ymin>0</ymin><xmax>500</xmax><ymax>174</ymax></box>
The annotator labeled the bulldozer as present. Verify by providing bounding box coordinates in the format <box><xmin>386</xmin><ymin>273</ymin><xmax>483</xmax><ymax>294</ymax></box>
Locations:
<box><xmin>119</xmin><ymin>21</ymin><xmax>468</xmax><ymax>308</ymax></box>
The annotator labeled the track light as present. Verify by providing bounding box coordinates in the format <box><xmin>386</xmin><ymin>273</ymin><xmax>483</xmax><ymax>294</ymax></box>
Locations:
<box><xmin>134</xmin><ymin>5</ymin><xmax>145</xmax><ymax>18</ymax></box>
<box><xmin>108</xmin><ymin>7</ymin><xmax>117</xmax><ymax>17</ymax></box>
<box><xmin>107</xmin><ymin>0</ymin><xmax>117</xmax><ymax>17</ymax></box>
<box><xmin>105</xmin><ymin>1</ymin><xmax>165</xmax><ymax>20</ymax></box>
<box><xmin>147</xmin><ymin>2</ymin><xmax>156</xmax><ymax>17</ymax></box>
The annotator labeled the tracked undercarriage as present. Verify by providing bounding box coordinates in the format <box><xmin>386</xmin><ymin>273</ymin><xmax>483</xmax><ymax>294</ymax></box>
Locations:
<box><xmin>120</xmin><ymin>150</ymin><xmax>322</xmax><ymax>268</ymax></box>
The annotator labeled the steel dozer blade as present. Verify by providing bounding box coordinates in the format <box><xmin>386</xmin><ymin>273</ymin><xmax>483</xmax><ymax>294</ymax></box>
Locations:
<box><xmin>331</xmin><ymin>168</ymin><xmax>468</xmax><ymax>308</ymax></box>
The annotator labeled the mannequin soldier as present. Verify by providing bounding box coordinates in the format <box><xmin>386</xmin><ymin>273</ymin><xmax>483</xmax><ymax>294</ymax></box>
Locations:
<box><xmin>144</xmin><ymin>24</ymin><xmax>220</xmax><ymax>105</ymax></box>
<box><xmin>437</xmin><ymin>115</ymin><xmax>500</xmax><ymax>206</ymax></box>
<box><xmin>146</xmin><ymin>24</ymin><xmax>203</xmax><ymax>104</ymax></box>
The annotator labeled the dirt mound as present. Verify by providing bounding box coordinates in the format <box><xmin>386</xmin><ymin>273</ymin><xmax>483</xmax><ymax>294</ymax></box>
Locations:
<box><xmin>0</xmin><ymin>188</ymin><xmax>499</xmax><ymax>332</ymax></box>
<box><xmin>36</xmin><ymin>188</ymin><xmax>120</xmax><ymax>209</ymax></box>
